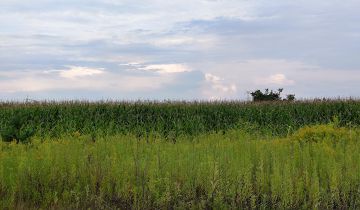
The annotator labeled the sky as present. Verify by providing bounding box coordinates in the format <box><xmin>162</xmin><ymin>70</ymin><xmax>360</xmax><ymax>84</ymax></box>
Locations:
<box><xmin>0</xmin><ymin>0</ymin><xmax>359</xmax><ymax>101</ymax></box>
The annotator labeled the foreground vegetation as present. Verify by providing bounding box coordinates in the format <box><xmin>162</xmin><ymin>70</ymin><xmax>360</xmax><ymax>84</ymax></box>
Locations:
<box><xmin>1</xmin><ymin>100</ymin><xmax>360</xmax><ymax>209</ymax></box>
<box><xmin>1</xmin><ymin>124</ymin><xmax>360</xmax><ymax>209</ymax></box>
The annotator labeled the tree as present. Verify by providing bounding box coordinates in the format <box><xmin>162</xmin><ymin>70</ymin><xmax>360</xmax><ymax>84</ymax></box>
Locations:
<box><xmin>250</xmin><ymin>88</ymin><xmax>295</xmax><ymax>102</ymax></box>
<box><xmin>285</xmin><ymin>94</ymin><xmax>296</xmax><ymax>101</ymax></box>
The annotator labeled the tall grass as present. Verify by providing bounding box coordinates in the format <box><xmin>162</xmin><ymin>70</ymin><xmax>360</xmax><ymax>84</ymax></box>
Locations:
<box><xmin>1</xmin><ymin>99</ymin><xmax>360</xmax><ymax>139</ymax></box>
<box><xmin>1</xmin><ymin>125</ymin><xmax>359</xmax><ymax>209</ymax></box>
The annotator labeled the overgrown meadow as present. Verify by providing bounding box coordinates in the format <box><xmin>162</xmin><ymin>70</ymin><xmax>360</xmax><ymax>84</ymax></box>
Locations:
<box><xmin>1</xmin><ymin>100</ymin><xmax>360</xmax><ymax>209</ymax></box>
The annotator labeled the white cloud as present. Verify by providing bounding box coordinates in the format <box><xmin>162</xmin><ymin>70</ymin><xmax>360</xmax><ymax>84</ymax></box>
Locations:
<box><xmin>205</xmin><ymin>73</ymin><xmax>222</xmax><ymax>83</ymax></box>
<box><xmin>255</xmin><ymin>73</ymin><xmax>295</xmax><ymax>86</ymax></box>
<box><xmin>0</xmin><ymin>0</ymin><xmax>256</xmax><ymax>44</ymax></box>
<box><xmin>195</xmin><ymin>59</ymin><xmax>311</xmax><ymax>86</ymax></box>
<box><xmin>191</xmin><ymin>59</ymin><xmax>316</xmax><ymax>99</ymax></box>
<box><xmin>152</xmin><ymin>37</ymin><xmax>196</xmax><ymax>46</ymax></box>
<box><xmin>0</xmin><ymin>67</ymin><xmax>179</xmax><ymax>93</ymax></box>
<box><xmin>52</xmin><ymin>66</ymin><xmax>105</xmax><ymax>79</ymax></box>
<box><xmin>203</xmin><ymin>73</ymin><xmax>237</xmax><ymax>99</ymax></box>
<box><xmin>140</xmin><ymin>64</ymin><xmax>192</xmax><ymax>74</ymax></box>
<box><xmin>150</xmin><ymin>35</ymin><xmax>219</xmax><ymax>49</ymax></box>
<box><xmin>196</xmin><ymin>59</ymin><xmax>360</xmax><ymax>99</ymax></box>
<box><xmin>119</xmin><ymin>62</ymin><xmax>142</xmax><ymax>67</ymax></box>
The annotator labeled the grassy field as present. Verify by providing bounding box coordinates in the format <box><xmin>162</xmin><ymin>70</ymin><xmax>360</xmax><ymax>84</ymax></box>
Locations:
<box><xmin>1</xmin><ymin>100</ymin><xmax>360</xmax><ymax>209</ymax></box>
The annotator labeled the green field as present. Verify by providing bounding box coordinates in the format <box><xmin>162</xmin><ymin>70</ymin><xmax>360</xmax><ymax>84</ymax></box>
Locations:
<box><xmin>1</xmin><ymin>100</ymin><xmax>360</xmax><ymax>138</ymax></box>
<box><xmin>1</xmin><ymin>100</ymin><xmax>360</xmax><ymax>209</ymax></box>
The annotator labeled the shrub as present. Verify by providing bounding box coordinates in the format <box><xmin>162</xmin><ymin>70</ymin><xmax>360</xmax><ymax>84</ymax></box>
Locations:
<box><xmin>291</xmin><ymin>124</ymin><xmax>350</xmax><ymax>143</ymax></box>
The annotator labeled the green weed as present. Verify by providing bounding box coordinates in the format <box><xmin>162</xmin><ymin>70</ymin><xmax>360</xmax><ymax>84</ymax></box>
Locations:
<box><xmin>0</xmin><ymin>127</ymin><xmax>359</xmax><ymax>209</ymax></box>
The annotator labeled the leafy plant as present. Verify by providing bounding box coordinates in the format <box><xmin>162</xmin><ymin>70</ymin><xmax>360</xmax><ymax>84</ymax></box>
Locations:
<box><xmin>291</xmin><ymin>124</ymin><xmax>349</xmax><ymax>143</ymax></box>
<box><xmin>1</xmin><ymin>112</ymin><xmax>35</xmax><ymax>143</ymax></box>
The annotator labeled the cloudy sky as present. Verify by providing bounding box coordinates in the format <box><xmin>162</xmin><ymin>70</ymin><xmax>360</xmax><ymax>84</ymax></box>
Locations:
<box><xmin>1</xmin><ymin>0</ymin><xmax>359</xmax><ymax>100</ymax></box>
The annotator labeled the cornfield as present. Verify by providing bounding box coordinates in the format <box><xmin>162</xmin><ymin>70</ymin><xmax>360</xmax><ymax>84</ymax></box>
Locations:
<box><xmin>1</xmin><ymin>99</ymin><xmax>360</xmax><ymax>138</ymax></box>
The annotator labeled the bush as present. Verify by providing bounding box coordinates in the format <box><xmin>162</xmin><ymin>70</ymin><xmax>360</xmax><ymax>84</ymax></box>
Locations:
<box><xmin>291</xmin><ymin>124</ymin><xmax>351</xmax><ymax>143</ymax></box>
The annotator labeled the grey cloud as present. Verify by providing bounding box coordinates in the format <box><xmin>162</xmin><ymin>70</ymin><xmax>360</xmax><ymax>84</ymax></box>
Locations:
<box><xmin>179</xmin><ymin>9</ymin><xmax>360</xmax><ymax>69</ymax></box>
